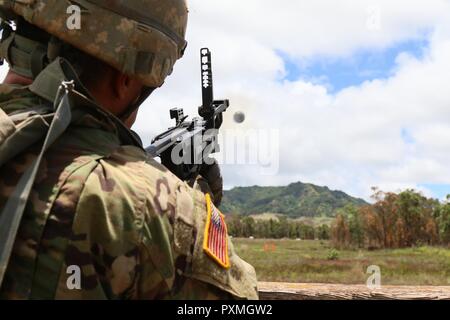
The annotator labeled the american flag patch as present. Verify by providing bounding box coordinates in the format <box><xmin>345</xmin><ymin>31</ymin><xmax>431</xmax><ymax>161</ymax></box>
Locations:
<box><xmin>203</xmin><ymin>194</ymin><xmax>230</xmax><ymax>269</ymax></box>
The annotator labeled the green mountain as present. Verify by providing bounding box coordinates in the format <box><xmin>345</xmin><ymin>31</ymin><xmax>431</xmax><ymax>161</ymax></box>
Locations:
<box><xmin>220</xmin><ymin>182</ymin><xmax>367</xmax><ymax>218</ymax></box>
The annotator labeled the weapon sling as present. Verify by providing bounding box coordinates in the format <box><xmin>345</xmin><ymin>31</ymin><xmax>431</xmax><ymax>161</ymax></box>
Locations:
<box><xmin>0</xmin><ymin>82</ymin><xmax>74</xmax><ymax>287</ymax></box>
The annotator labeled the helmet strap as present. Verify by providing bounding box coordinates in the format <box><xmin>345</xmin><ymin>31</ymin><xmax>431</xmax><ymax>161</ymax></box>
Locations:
<box><xmin>118</xmin><ymin>86</ymin><xmax>155</xmax><ymax>122</ymax></box>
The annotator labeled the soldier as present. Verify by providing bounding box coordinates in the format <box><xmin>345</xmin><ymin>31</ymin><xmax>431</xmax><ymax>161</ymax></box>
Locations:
<box><xmin>0</xmin><ymin>0</ymin><xmax>258</xmax><ymax>299</ymax></box>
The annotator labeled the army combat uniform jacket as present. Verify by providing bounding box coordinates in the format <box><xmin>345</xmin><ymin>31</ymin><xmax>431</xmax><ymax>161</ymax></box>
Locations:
<box><xmin>0</xmin><ymin>59</ymin><xmax>258</xmax><ymax>300</ymax></box>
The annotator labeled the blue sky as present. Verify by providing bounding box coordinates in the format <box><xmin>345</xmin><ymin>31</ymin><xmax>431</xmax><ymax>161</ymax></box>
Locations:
<box><xmin>421</xmin><ymin>184</ymin><xmax>450</xmax><ymax>201</ymax></box>
<box><xmin>273</xmin><ymin>36</ymin><xmax>450</xmax><ymax>201</ymax></box>
<box><xmin>401</xmin><ymin>128</ymin><xmax>416</xmax><ymax>145</ymax></box>
<box><xmin>279</xmin><ymin>38</ymin><xmax>429</xmax><ymax>94</ymax></box>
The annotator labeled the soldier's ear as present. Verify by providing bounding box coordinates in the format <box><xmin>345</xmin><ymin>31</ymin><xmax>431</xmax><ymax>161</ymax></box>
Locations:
<box><xmin>113</xmin><ymin>71</ymin><xmax>143</xmax><ymax>103</ymax></box>
<box><xmin>113</xmin><ymin>71</ymin><xmax>132</xmax><ymax>100</ymax></box>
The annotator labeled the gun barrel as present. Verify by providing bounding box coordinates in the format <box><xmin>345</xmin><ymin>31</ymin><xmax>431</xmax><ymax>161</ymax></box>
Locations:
<box><xmin>146</xmin><ymin>123</ymin><xmax>204</xmax><ymax>158</ymax></box>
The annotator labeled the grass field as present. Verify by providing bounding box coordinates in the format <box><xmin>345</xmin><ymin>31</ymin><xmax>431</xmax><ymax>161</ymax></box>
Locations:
<box><xmin>233</xmin><ymin>238</ymin><xmax>450</xmax><ymax>286</ymax></box>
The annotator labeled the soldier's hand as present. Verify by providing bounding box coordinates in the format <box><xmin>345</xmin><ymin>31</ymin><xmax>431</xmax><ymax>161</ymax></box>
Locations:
<box><xmin>199</xmin><ymin>160</ymin><xmax>223</xmax><ymax>207</ymax></box>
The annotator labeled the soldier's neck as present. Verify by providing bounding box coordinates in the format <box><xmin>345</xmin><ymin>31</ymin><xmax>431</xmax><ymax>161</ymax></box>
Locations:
<box><xmin>3</xmin><ymin>70</ymin><xmax>33</xmax><ymax>86</ymax></box>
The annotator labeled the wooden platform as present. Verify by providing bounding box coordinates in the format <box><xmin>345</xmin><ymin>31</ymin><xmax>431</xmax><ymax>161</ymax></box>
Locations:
<box><xmin>258</xmin><ymin>282</ymin><xmax>450</xmax><ymax>300</ymax></box>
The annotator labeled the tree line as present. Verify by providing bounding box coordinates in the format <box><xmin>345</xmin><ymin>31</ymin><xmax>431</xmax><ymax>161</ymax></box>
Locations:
<box><xmin>332</xmin><ymin>188</ymin><xmax>450</xmax><ymax>249</ymax></box>
<box><xmin>226</xmin><ymin>215</ymin><xmax>331</xmax><ymax>240</ymax></box>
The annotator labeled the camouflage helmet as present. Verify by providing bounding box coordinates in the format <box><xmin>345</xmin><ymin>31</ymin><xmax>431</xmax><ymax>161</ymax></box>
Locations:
<box><xmin>0</xmin><ymin>0</ymin><xmax>188</xmax><ymax>87</ymax></box>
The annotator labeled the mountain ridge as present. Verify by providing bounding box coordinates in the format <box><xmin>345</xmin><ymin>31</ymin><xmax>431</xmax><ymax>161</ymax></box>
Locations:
<box><xmin>220</xmin><ymin>181</ymin><xmax>367</xmax><ymax>217</ymax></box>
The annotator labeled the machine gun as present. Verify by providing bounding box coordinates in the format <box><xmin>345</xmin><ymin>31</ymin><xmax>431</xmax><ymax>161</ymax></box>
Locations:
<box><xmin>146</xmin><ymin>48</ymin><xmax>230</xmax><ymax>181</ymax></box>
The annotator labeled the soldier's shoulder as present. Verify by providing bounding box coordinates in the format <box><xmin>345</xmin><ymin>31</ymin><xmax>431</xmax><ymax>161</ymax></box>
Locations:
<box><xmin>102</xmin><ymin>144</ymin><xmax>189</xmax><ymax>213</ymax></box>
<box><xmin>76</xmin><ymin>144</ymin><xmax>181</xmax><ymax>217</ymax></box>
<box><xmin>109</xmin><ymin>146</ymin><xmax>259</xmax><ymax>299</ymax></box>
<box><xmin>172</xmin><ymin>188</ymin><xmax>259</xmax><ymax>299</ymax></box>
<box><xmin>74</xmin><ymin>145</ymin><xmax>258</xmax><ymax>299</ymax></box>
<box><xmin>73</xmin><ymin>144</ymin><xmax>196</xmax><ymax>236</ymax></box>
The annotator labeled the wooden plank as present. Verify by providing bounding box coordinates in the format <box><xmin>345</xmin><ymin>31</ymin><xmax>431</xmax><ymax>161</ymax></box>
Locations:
<box><xmin>258</xmin><ymin>282</ymin><xmax>450</xmax><ymax>300</ymax></box>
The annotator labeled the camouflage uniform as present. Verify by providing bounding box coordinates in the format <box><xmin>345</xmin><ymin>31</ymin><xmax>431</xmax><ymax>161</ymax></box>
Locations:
<box><xmin>0</xmin><ymin>59</ymin><xmax>258</xmax><ymax>300</ymax></box>
<box><xmin>0</xmin><ymin>0</ymin><xmax>258</xmax><ymax>300</ymax></box>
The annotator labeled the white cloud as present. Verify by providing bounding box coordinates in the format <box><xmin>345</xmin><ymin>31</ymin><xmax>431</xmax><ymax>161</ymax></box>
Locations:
<box><xmin>1</xmin><ymin>0</ymin><xmax>450</xmax><ymax>200</ymax></box>
<box><xmin>188</xmin><ymin>0</ymin><xmax>449</xmax><ymax>59</ymax></box>
<box><xmin>132</xmin><ymin>0</ymin><xmax>450</xmax><ymax>200</ymax></box>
